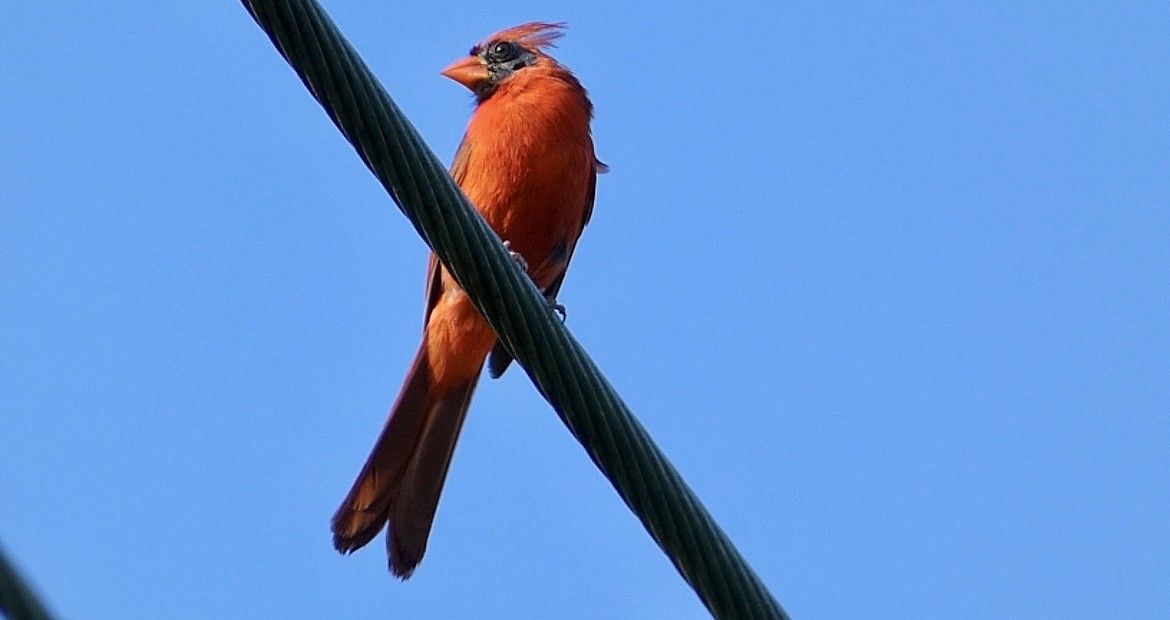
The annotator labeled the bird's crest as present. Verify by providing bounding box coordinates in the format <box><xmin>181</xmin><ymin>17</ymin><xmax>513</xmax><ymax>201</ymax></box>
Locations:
<box><xmin>481</xmin><ymin>22</ymin><xmax>566</xmax><ymax>53</ymax></box>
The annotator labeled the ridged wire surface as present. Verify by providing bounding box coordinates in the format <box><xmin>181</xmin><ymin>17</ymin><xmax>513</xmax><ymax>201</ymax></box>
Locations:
<box><xmin>0</xmin><ymin>545</ymin><xmax>55</xmax><ymax>620</ymax></box>
<box><xmin>241</xmin><ymin>2</ymin><xmax>789</xmax><ymax>618</ymax></box>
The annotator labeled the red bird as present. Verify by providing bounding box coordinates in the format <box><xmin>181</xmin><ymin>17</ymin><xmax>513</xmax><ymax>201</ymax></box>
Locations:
<box><xmin>331</xmin><ymin>22</ymin><xmax>604</xmax><ymax>577</ymax></box>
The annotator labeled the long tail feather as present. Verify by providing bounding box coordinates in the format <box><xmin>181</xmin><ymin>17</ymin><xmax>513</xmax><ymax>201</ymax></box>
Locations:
<box><xmin>331</xmin><ymin>343</ymin><xmax>481</xmax><ymax>577</ymax></box>
<box><xmin>386</xmin><ymin>374</ymin><xmax>479</xmax><ymax>576</ymax></box>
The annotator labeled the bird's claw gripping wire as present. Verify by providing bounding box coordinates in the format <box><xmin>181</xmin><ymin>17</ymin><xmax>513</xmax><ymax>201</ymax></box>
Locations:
<box><xmin>547</xmin><ymin>297</ymin><xmax>567</xmax><ymax>322</ymax></box>
<box><xmin>502</xmin><ymin>240</ymin><xmax>528</xmax><ymax>272</ymax></box>
<box><xmin>503</xmin><ymin>240</ymin><xmax>565</xmax><ymax>321</ymax></box>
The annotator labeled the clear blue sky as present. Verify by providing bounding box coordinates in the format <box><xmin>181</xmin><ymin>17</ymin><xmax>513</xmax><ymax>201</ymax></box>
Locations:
<box><xmin>2</xmin><ymin>2</ymin><xmax>1167</xmax><ymax>618</ymax></box>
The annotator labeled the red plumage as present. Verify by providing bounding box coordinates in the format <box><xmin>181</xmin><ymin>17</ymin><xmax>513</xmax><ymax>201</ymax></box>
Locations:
<box><xmin>331</xmin><ymin>22</ymin><xmax>604</xmax><ymax>578</ymax></box>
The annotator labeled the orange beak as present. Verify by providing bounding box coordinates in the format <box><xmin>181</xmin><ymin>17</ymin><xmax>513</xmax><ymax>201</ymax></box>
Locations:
<box><xmin>441</xmin><ymin>56</ymin><xmax>490</xmax><ymax>91</ymax></box>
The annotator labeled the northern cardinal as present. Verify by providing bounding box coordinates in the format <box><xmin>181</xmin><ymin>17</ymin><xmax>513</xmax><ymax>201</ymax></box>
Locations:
<box><xmin>331</xmin><ymin>22</ymin><xmax>604</xmax><ymax>578</ymax></box>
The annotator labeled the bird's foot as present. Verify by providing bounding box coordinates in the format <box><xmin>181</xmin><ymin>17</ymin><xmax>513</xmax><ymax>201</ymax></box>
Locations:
<box><xmin>547</xmin><ymin>297</ymin><xmax>567</xmax><ymax>322</ymax></box>
<box><xmin>502</xmin><ymin>240</ymin><xmax>528</xmax><ymax>272</ymax></box>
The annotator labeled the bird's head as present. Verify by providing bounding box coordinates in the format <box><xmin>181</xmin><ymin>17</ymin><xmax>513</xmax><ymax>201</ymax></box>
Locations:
<box><xmin>441</xmin><ymin>22</ymin><xmax>566</xmax><ymax>101</ymax></box>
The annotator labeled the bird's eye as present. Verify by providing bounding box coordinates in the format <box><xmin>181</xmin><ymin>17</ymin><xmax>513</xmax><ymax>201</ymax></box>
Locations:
<box><xmin>486</xmin><ymin>41</ymin><xmax>520</xmax><ymax>63</ymax></box>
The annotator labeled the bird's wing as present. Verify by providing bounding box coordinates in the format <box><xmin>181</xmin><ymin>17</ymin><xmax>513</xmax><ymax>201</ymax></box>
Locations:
<box><xmin>422</xmin><ymin>253</ymin><xmax>442</xmax><ymax>328</ymax></box>
<box><xmin>418</xmin><ymin>136</ymin><xmax>477</xmax><ymax>326</ymax></box>
<box><xmin>487</xmin><ymin>160</ymin><xmax>603</xmax><ymax>378</ymax></box>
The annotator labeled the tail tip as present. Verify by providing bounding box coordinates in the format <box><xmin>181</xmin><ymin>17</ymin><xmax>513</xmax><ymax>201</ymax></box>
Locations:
<box><xmin>390</xmin><ymin>560</ymin><xmax>416</xmax><ymax>580</ymax></box>
<box><xmin>388</xmin><ymin>526</ymin><xmax>426</xmax><ymax>579</ymax></box>
<box><xmin>330</xmin><ymin>511</ymin><xmax>382</xmax><ymax>556</ymax></box>
<box><xmin>389</xmin><ymin>550</ymin><xmax>421</xmax><ymax>580</ymax></box>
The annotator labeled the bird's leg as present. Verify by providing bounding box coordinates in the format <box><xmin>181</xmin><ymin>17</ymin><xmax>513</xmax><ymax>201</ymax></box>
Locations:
<box><xmin>502</xmin><ymin>240</ymin><xmax>528</xmax><ymax>272</ymax></box>
<box><xmin>547</xmin><ymin>296</ymin><xmax>567</xmax><ymax>322</ymax></box>
<box><xmin>502</xmin><ymin>240</ymin><xmax>564</xmax><ymax>321</ymax></box>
